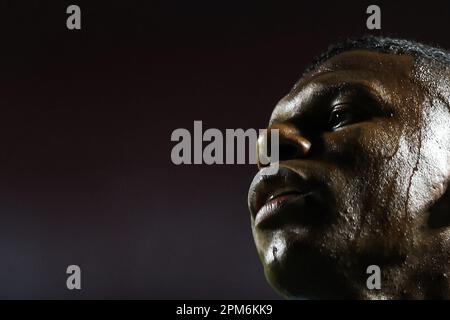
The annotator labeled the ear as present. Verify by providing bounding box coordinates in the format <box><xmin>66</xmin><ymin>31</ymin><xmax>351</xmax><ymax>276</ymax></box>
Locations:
<box><xmin>427</xmin><ymin>182</ymin><xmax>450</xmax><ymax>229</ymax></box>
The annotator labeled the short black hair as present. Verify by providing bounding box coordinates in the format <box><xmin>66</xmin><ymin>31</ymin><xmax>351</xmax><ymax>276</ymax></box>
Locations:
<box><xmin>304</xmin><ymin>35</ymin><xmax>450</xmax><ymax>75</ymax></box>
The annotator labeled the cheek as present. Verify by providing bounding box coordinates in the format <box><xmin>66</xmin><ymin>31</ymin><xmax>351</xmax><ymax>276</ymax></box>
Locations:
<box><xmin>405</xmin><ymin>105</ymin><xmax>450</xmax><ymax>221</ymax></box>
<box><xmin>321</xmin><ymin>120</ymin><xmax>404</xmax><ymax>203</ymax></box>
<box><xmin>320</xmin><ymin>113</ymin><xmax>450</xmax><ymax>238</ymax></box>
<box><xmin>320</xmin><ymin>120</ymin><xmax>410</xmax><ymax>228</ymax></box>
<box><xmin>321</xmin><ymin>120</ymin><xmax>402</xmax><ymax>169</ymax></box>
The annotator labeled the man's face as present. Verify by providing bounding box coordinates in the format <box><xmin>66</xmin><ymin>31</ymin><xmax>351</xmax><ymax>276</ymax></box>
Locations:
<box><xmin>248</xmin><ymin>50</ymin><xmax>450</xmax><ymax>299</ymax></box>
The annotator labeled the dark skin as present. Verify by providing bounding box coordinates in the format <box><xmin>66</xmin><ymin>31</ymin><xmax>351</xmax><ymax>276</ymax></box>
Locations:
<box><xmin>248</xmin><ymin>50</ymin><xmax>450</xmax><ymax>299</ymax></box>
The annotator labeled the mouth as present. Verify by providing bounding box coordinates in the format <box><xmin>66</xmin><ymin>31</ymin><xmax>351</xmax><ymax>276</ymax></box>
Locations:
<box><xmin>248</xmin><ymin>166</ymin><xmax>322</xmax><ymax>228</ymax></box>
<box><xmin>254</xmin><ymin>190</ymin><xmax>312</xmax><ymax>227</ymax></box>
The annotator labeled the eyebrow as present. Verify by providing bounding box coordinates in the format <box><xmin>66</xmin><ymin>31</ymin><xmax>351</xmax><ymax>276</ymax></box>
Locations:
<box><xmin>270</xmin><ymin>72</ymin><xmax>393</xmax><ymax>126</ymax></box>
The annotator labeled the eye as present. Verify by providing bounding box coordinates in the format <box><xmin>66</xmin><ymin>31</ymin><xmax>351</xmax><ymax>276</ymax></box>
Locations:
<box><xmin>328</xmin><ymin>104</ymin><xmax>360</xmax><ymax>130</ymax></box>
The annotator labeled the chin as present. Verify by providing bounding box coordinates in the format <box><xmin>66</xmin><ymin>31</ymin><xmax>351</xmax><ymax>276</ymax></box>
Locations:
<box><xmin>260</xmin><ymin>241</ymin><xmax>358</xmax><ymax>299</ymax></box>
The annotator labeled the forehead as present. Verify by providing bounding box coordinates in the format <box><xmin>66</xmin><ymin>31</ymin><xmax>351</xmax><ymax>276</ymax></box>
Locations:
<box><xmin>309</xmin><ymin>50</ymin><xmax>414</xmax><ymax>78</ymax></box>
<box><xmin>271</xmin><ymin>50</ymin><xmax>419</xmax><ymax>124</ymax></box>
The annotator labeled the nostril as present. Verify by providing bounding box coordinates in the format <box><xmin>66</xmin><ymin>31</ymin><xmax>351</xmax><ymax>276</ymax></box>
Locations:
<box><xmin>279</xmin><ymin>143</ymin><xmax>300</xmax><ymax>161</ymax></box>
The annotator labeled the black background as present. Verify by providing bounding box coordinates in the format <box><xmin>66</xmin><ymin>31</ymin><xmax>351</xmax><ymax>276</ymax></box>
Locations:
<box><xmin>0</xmin><ymin>0</ymin><xmax>448</xmax><ymax>299</ymax></box>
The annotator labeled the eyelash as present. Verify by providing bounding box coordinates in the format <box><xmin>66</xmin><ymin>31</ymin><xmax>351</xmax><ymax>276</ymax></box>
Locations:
<box><xmin>328</xmin><ymin>104</ymin><xmax>360</xmax><ymax>130</ymax></box>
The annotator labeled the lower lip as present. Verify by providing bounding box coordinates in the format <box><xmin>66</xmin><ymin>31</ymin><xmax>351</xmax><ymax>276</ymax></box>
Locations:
<box><xmin>254</xmin><ymin>193</ymin><xmax>306</xmax><ymax>227</ymax></box>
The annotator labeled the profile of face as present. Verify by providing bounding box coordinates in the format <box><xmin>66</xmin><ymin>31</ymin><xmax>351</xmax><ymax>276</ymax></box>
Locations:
<box><xmin>248</xmin><ymin>49</ymin><xmax>450</xmax><ymax>299</ymax></box>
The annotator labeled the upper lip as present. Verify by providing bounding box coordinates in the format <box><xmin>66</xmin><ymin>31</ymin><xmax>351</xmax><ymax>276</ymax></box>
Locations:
<box><xmin>248</xmin><ymin>166</ymin><xmax>314</xmax><ymax>220</ymax></box>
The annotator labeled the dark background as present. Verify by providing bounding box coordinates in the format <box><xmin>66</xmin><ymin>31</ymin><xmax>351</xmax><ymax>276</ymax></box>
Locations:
<box><xmin>0</xmin><ymin>0</ymin><xmax>448</xmax><ymax>299</ymax></box>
